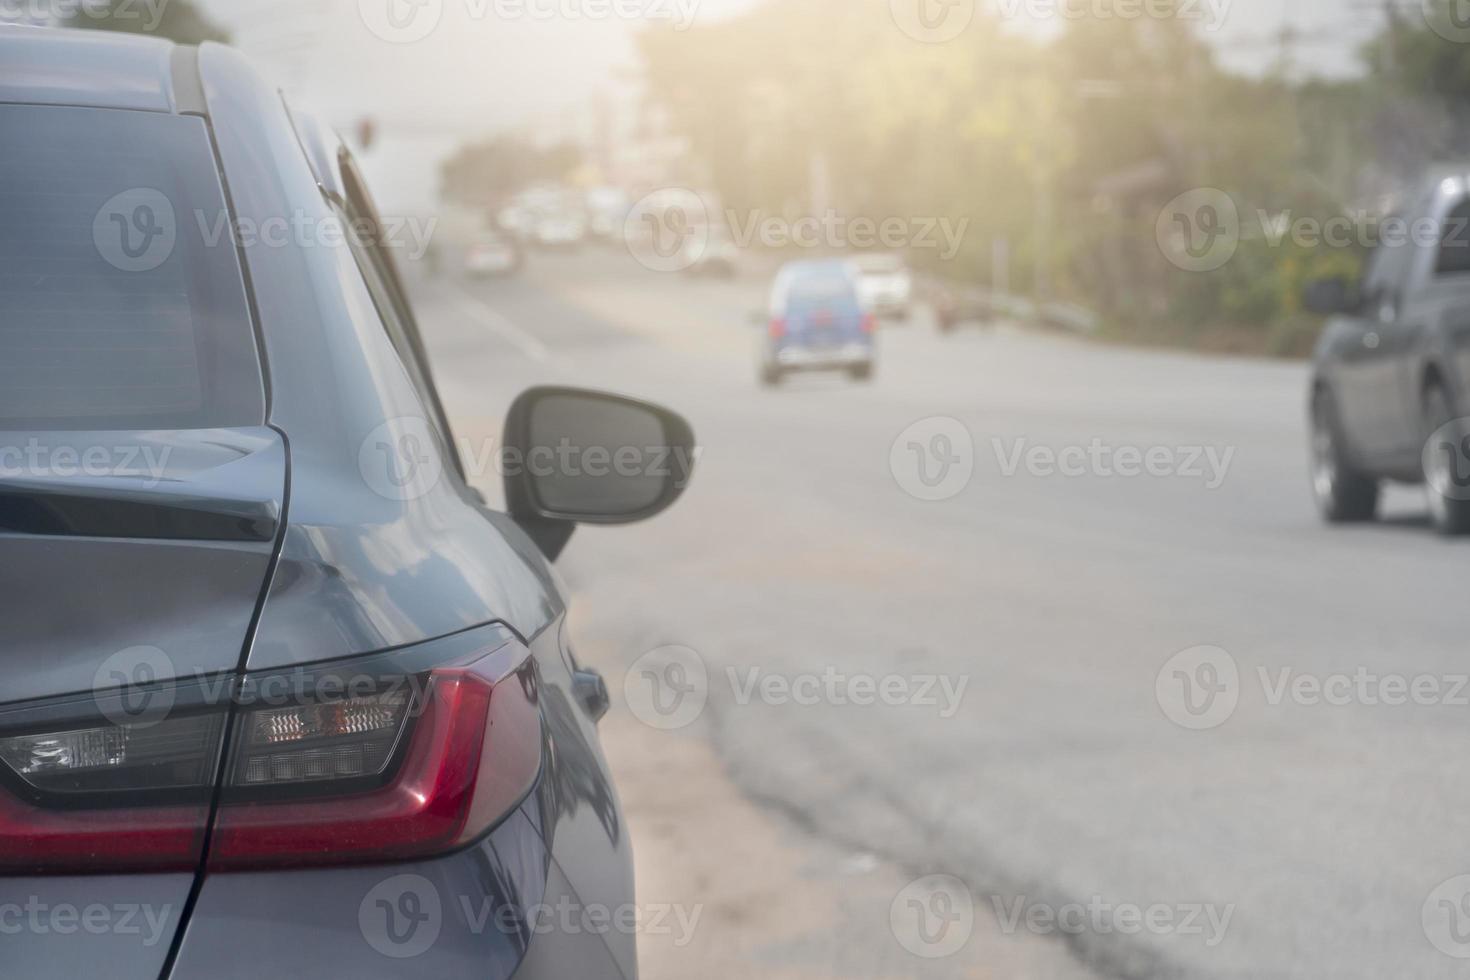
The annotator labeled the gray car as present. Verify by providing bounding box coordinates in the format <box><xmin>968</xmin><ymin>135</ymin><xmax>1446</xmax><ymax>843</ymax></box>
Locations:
<box><xmin>1305</xmin><ymin>166</ymin><xmax>1470</xmax><ymax>535</ymax></box>
<box><xmin>0</xmin><ymin>26</ymin><xmax>693</xmax><ymax>978</ymax></box>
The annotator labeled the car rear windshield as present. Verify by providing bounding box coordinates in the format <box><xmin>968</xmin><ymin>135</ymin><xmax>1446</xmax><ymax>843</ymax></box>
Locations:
<box><xmin>786</xmin><ymin>276</ymin><xmax>856</xmax><ymax>305</ymax></box>
<box><xmin>0</xmin><ymin>105</ymin><xmax>265</xmax><ymax>431</ymax></box>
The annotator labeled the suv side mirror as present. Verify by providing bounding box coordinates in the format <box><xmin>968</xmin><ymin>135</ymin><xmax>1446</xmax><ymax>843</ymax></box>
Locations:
<box><xmin>503</xmin><ymin>386</ymin><xmax>696</xmax><ymax>559</ymax></box>
<box><xmin>1302</xmin><ymin>277</ymin><xmax>1357</xmax><ymax>316</ymax></box>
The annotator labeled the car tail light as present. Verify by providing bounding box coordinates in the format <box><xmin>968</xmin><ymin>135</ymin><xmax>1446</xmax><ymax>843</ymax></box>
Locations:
<box><xmin>769</xmin><ymin>316</ymin><xmax>787</xmax><ymax>339</ymax></box>
<box><xmin>230</xmin><ymin>690</ymin><xmax>410</xmax><ymax>789</ymax></box>
<box><xmin>209</xmin><ymin>648</ymin><xmax>540</xmax><ymax>870</ymax></box>
<box><xmin>0</xmin><ymin>630</ymin><xmax>541</xmax><ymax>875</ymax></box>
<box><xmin>861</xmin><ymin>313</ymin><xmax>876</xmax><ymax>334</ymax></box>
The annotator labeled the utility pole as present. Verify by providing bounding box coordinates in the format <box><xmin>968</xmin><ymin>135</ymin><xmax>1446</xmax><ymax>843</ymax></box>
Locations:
<box><xmin>1381</xmin><ymin>0</ymin><xmax>1399</xmax><ymax>78</ymax></box>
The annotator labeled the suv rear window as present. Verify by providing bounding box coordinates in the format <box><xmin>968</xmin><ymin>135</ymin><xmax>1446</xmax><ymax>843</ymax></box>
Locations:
<box><xmin>0</xmin><ymin>105</ymin><xmax>265</xmax><ymax>430</ymax></box>
<box><xmin>787</xmin><ymin>277</ymin><xmax>856</xmax><ymax>305</ymax></box>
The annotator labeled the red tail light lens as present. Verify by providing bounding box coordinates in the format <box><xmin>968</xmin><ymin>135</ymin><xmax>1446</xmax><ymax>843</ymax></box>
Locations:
<box><xmin>0</xmin><ymin>699</ymin><xmax>225</xmax><ymax>874</ymax></box>
<box><xmin>0</xmin><ymin>793</ymin><xmax>211</xmax><ymax>874</ymax></box>
<box><xmin>0</xmin><ymin>630</ymin><xmax>541</xmax><ymax>874</ymax></box>
<box><xmin>209</xmin><ymin>652</ymin><xmax>540</xmax><ymax>870</ymax></box>
<box><xmin>769</xmin><ymin>316</ymin><xmax>787</xmax><ymax>339</ymax></box>
<box><xmin>861</xmin><ymin>313</ymin><xmax>876</xmax><ymax>334</ymax></box>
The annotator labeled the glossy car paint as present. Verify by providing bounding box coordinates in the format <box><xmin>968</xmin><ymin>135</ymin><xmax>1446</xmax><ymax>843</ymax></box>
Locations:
<box><xmin>0</xmin><ymin>29</ymin><xmax>637</xmax><ymax>980</ymax></box>
<box><xmin>197</xmin><ymin>45</ymin><xmax>561</xmax><ymax>667</ymax></box>
<box><xmin>0</xmin><ymin>429</ymin><xmax>282</xmax><ymax>703</ymax></box>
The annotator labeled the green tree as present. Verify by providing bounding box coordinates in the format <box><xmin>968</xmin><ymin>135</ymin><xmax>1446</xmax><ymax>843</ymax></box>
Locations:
<box><xmin>440</xmin><ymin>138</ymin><xmax>584</xmax><ymax>211</ymax></box>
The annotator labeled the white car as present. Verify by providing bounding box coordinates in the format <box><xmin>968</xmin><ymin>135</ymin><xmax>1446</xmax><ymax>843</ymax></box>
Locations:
<box><xmin>464</xmin><ymin>232</ymin><xmax>522</xmax><ymax>277</ymax></box>
<box><xmin>851</xmin><ymin>253</ymin><xmax>913</xmax><ymax>320</ymax></box>
<box><xmin>533</xmin><ymin>213</ymin><xmax>587</xmax><ymax>248</ymax></box>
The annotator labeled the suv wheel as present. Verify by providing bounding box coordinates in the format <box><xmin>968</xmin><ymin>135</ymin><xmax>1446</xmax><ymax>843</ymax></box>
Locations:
<box><xmin>1421</xmin><ymin>383</ymin><xmax>1470</xmax><ymax>535</ymax></box>
<box><xmin>1310</xmin><ymin>388</ymin><xmax>1379</xmax><ymax>523</ymax></box>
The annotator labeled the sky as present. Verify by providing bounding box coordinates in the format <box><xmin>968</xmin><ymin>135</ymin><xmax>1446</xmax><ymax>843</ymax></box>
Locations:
<box><xmin>190</xmin><ymin>0</ymin><xmax>1392</xmax><ymax>213</ymax></box>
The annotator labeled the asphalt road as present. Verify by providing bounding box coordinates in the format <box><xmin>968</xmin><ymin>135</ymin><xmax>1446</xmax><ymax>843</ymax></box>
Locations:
<box><xmin>413</xmin><ymin>246</ymin><xmax>1470</xmax><ymax>980</ymax></box>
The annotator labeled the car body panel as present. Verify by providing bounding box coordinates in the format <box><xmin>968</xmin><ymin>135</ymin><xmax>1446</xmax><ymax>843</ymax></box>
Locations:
<box><xmin>198</xmin><ymin>43</ymin><xmax>561</xmax><ymax>668</ymax></box>
<box><xmin>0</xmin><ymin>427</ymin><xmax>283</xmax><ymax>703</ymax></box>
<box><xmin>523</xmin><ymin>618</ymin><xmax>636</xmax><ymax>978</ymax></box>
<box><xmin>170</xmin><ymin>805</ymin><xmax>549</xmax><ymax>978</ymax></box>
<box><xmin>0</xmin><ymin>26</ymin><xmax>176</xmax><ymax>112</ymax></box>
<box><xmin>165</xmin><ymin>616</ymin><xmax>635</xmax><ymax>979</ymax></box>
<box><xmin>0</xmin><ymin>873</ymin><xmax>193</xmax><ymax>980</ymax></box>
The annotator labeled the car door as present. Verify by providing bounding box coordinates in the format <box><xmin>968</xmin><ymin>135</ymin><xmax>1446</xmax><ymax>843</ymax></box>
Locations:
<box><xmin>1372</xmin><ymin>209</ymin><xmax>1444</xmax><ymax>465</ymax></box>
<box><xmin>1421</xmin><ymin>197</ymin><xmax>1470</xmax><ymax>425</ymax></box>
<box><xmin>1332</xmin><ymin>220</ymin><xmax>1416</xmax><ymax>461</ymax></box>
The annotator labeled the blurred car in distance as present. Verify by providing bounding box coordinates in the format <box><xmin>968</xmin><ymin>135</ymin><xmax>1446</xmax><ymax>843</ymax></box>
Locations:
<box><xmin>586</xmin><ymin>186</ymin><xmax>631</xmax><ymax>241</ymax></box>
<box><xmin>682</xmin><ymin>225</ymin><xmax>739</xmax><ymax>278</ymax></box>
<box><xmin>851</xmin><ymin>252</ymin><xmax>912</xmax><ymax>320</ymax></box>
<box><xmin>929</xmin><ymin>279</ymin><xmax>999</xmax><ymax>333</ymax></box>
<box><xmin>533</xmin><ymin>211</ymin><xmax>587</xmax><ymax>248</ymax></box>
<box><xmin>758</xmin><ymin>260</ymin><xmax>875</xmax><ymax>385</ymax></box>
<box><xmin>463</xmin><ymin>229</ymin><xmax>523</xmax><ymax>277</ymax></box>
<box><xmin>1038</xmin><ymin>300</ymin><xmax>1100</xmax><ymax>335</ymax></box>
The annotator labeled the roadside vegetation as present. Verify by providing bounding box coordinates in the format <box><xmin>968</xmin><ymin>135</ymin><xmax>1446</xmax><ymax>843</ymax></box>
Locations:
<box><xmin>637</xmin><ymin>0</ymin><xmax>1470</xmax><ymax>357</ymax></box>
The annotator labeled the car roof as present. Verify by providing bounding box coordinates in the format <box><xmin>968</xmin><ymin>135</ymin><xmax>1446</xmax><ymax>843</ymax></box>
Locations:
<box><xmin>778</xmin><ymin>259</ymin><xmax>856</xmax><ymax>278</ymax></box>
<box><xmin>852</xmin><ymin>253</ymin><xmax>906</xmax><ymax>269</ymax></box>
<box><xmin>0</xmin><ymin>25</ymin><xmax>197</xmax><ymax>114</ymax></box>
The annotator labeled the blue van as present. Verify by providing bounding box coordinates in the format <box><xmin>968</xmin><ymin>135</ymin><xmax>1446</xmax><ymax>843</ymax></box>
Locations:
<box><xmin>759</xmin><ymin>260</ymin><xmax>876</xmax><ymax>384</ymax></box>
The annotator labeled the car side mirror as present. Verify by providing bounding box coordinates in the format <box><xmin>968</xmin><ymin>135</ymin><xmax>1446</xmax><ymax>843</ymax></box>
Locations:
<box><xmin>1303</xmin><ymin>277</ymin><xmax>1357</xmax><ymax>316</ymax></box>
<box><xmin>503</xmin><ymin>386</ymin><xmax>696</xmax><ymax>560</ymax></box>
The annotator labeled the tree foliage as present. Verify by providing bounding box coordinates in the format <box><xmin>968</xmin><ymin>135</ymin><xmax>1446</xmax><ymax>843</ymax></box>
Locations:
<box><xmin>440</xmin><ymin>138</ymin><xmax>584</xmax><ymax>211</ymax></box>
<box><xmin>636</xmin><ymin>0</ymin><xmax>1435</xmax><ymax>343</ymax></box>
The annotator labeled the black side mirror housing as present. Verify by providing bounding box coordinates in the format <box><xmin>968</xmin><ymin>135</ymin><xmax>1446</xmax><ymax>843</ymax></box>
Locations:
<box><xmin>502</xmin><ymin>386</ymin><xmax>696</xmax><ymax>560</ymax></box>
<box><xmin>1303</xmin><ymin>277</ymin><xmax>1357</xmax><ymax>316</ymax></box>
